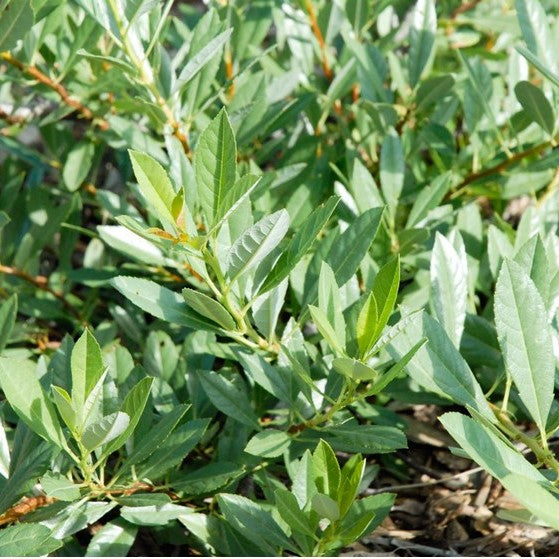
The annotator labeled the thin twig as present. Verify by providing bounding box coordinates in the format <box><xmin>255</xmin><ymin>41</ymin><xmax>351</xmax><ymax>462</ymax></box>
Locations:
<box><xmin>366</xmin><ymin>466</ymin><xmax>485</xmax><ymax>496</ymax></box>
<box><xmin>452</xmin><ymin>140</ymin><xmax>553</xmax><ymax>196</ymax></box>
<box><xmin>305</xmin><ymin>0</ymin><xmax>332</xmax><ymax>82</ymax></box>
<box><xmin>1</xmin><ymin>52</ymin><xmax>109</xmax><ymax>131</ymax></box>
<box><xmin>0</xmin><ymin>264</ymin><xmax>81</xmax><ymax>318</ymax></box>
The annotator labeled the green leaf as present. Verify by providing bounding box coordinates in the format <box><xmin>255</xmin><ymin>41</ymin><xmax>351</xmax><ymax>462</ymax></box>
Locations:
<box><xmin>210</xmin><ymin>174</ymin><xmax>261</xmax><ymax>236</ymax></box>
<box><xmin>312</xmin><ymin>440</ymin><xmax>340</xmax><ymax>499</ymax></box>
<box><xmin>236</xmin><ymin>350</ymin><xmax>292</xmax><ymax>403</ymax></box>
<box><xmin>494</xmin><ymin>260</ymin><xmax>554</xmax><ymax>433</ymax></box>
<box><xmin>40</xmin><ymin>472</ymin><xmax>81</xmax><ymax>501</ymax></box>
<box><xmin>440</xmin><ymin>412</ymin><xmax>548</xmax><ymax>483</ymax></box>
<box><xmin>0</xmin><ymin>294</ymin><xmax>17</xmax><ymax>353</ymax></box>
<box><xmin>357</xmin><ymin>256</ymin><xmax>401</xmax><ymax>359</ymax></box>
<box><xmin>406</xmin><ymin>172</ymin><xmax>452</xmax><ymax>228</ymax></box>
<box><xmin>63</xmin><ymin>142</ymin><xmax>95</xmax><ymax>192</ymax></box>
<box><xmin>322</xmin><ymin>424</ymin><xmax>406</xmax><ymax>454</ymax></box>
<box><xmin>0</xmin><ymin>524</ymin><xmax>62</xmax><ymax>557</ymax></box>
<box><xmin>408</xmin><ymin>0</ymin><xmax>437</xmax><ymax>87</ymax></box>
<box><xmin>71</xmin><ymin>329</ymin><xmax>104</xmax><ymax>411</ymax></box>
<box><xmin>318</xmin><ymin>262</ymin><xmax>345</xmax><ymax>348</ymax></box>
<box><xmin>244</xmin><ymin>430</ymin><xmax>291</xmax><ymax>458</ymax></box>
<box><xmin>338</xmin><ymin>455</ymin><xmax>365</xmax><ymax>517</ymax></box>
<box><xmin>120</xmin><ymin>404</ymin><xmax>190</xmax><ymax>471</ymax></box>
<box><xmin>258</xmin><ymin>196</ymin><xmax>340</xmax><ymax>294</ymax></box>
<box><xmin>129</xmin><ymin>150</ymin><xmax>177</xmax><ymax>231</ymax></box>
<box><xmin>217</xmin><ymin>494</ymin><xmax>293</xmax><ymax>555</ymax></box>
<box><xmin>308</xmin><ymin>305</ymin><xmax>345</xmax><ymax>355</ymax></box>
<box><xmin>275</xmin><ymin>488</ymin><xmax>316</xmax><ymax>538</ymax></box>
<box><xmin>515</xmin><ymin>81</ymin><xmax>555</xmax><ymax>135</ymax></box>
<box><xmin>85</xmin><ymin>518</ymin><xmax>137</xmax><ymax>557</ymax></box>
<box><xmin>430</xmin><ymin>232</ymin><xmax>467</xmax><ymax>347</ymax></box>
<box><xmin>380</xmin><ymin>129</ymin><xmax>404</xmax><ymax>219</ymax></box>
<box><xmin>499</xmin><ymin>474</ymin><xmax>559</xmax><ymax>530</ymax></box>
<box><xmin>415</xmin><ymin>75</ymin><xmax>455</xmax><ymax>113</ymax></box>
<box><xmin>195</xmin><ymin>108</ymin><xmax>237</xmax><ymax>227</ymax></box>
<box><xmin>171</xmin><ymin>461</ymin><xmax>243</xmax><ymax>495</ymax></box>
<box><xmin>182</xmin><ymin>288</ymin><xmax>236</xmax><ymax>330</ymax></box>
<box><xmin>81</xmin><ymin>412</ymin><xmax>130</xmax><ymax>451</ymax></box>
<box><xmin>326</xmin><ymin>207</ymin><xmax>384</xmax><ymax>288</ymax></box>
<box><xmin>312</xmin><ymin>493</ymin><xmax>340</xmax><ymax>521</ymax></box>
<box><xmin>516</xmin><ymin>0</ymin><xmax>558</xmax><ymax>75</ymax></box>
<box><xmin>0</xmin><ymin>357</ymin><xmax>66</xmax><ymax>448</ymax></box>
<box><xmin>111</xmin><ymin>277</ymin><xmax>219</xmax><ymax>330</ymax></box>
<box><xmin>357</xmin><ymin>291</ymin><xmax>378</xmax><ymax>358</ymax></box>
<box><xmin>227</xmin><ymin>210</ymin><xmax>290</xmax><ymax>282</ymax></box>
<box><xmin>197</xmin><ymin>370</ymin><xmax>259</xmax><ymax>429</ymax></box>
<box><xmin>102</xmin><ymin>377</ymin><xmax>154</xmax><ymax>456</ymax></box>
<box><xmin>135</xmin><ymin>419</ymin><xmax>209</xmax><ymax>480</ymax></box>
<box><xmin>52</xmin><ymin>386</ymin><xmax>76</xmax><ymax>431</ymax></box>
<box><xmin>174</xmin><ymin>29</ymin><xmax>233</xmax><ymax>92</ymax></box>
<box><xmin>387</xmin><ymin>312</ymin><xmax>495</xmax><ymax>421</ymax></box>
<box><xmin>516</xmin><ymin>45</ymin><xmax>559</xmax><ymax>88</ymax></box>
<box><xmin>0</xmin><ymin>0</ymin><xmax>34</xmax><ymax>51</ymax></box>
<box><xmin>332</xmin><ymin>358</ymin><xmax>377</xmax><ymax>381</ymax></box>
<box><xmin>121</xmin><ymin>503</ymin><xmax>194</xmax><ymax>526</ymax></box>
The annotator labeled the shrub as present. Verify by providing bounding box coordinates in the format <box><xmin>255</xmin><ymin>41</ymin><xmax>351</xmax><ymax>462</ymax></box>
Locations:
<box><xmin>1</xmin><ymin>0</ymin><xmax>559</xmax><ymax>555</ymax></box>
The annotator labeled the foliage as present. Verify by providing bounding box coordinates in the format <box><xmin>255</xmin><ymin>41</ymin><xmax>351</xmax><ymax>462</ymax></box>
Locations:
<box><xmin>1</xmin><ymin>0</ymin><xmax>559</xmax><ymax>555</ymax></box>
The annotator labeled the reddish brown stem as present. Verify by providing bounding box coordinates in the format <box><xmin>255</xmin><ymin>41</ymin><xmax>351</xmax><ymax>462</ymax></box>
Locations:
<box><xmin>0</xmin><ymin>264</ymin><xmax>81</xmax><ymax>318</ymax></box>
<box><xmin>1</xmin><ymin>52</ymin><xmax>109</xmax><ymax>131</ymax></box>
<box><xmin>305</xmin><ymin>0</ymin><xmax>333</xmax><ymax>82</ymax></box>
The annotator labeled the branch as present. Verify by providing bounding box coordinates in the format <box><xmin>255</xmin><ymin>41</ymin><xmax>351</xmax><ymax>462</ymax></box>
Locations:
<box><xmin>0</xmin><ymin>264</ymin><xmax>81</xmax><ymax>318</ymax></box>
<box><xmin>453</xmin><ymin>140</ymin><xmax>553</xmax><ymax>193</ymax></box>
<box><xmin>305</xmin><ymin>0</ymin><xmax>332</xmax><ymax>82</ymax></box>
<box><xmin>1</xmin><ymin>52</ymin><xmax>109</xmax><ymax>131</ymax></box>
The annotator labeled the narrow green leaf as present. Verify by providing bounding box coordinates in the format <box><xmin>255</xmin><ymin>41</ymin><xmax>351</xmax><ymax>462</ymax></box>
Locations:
<box><xmin>81</xmin><ymin>412</ymin><xmax>130</xmax><ymax>451</ymax></box>
<box><xmin>312</xmin><ymin>493</ymin><xmax>340</xmax><ymax>521</ymax></box>
<box><xmin>308</xmin><ymin>305</ymin><xmax>345</xmax><ymax>355</ymax></box>
<box><xmin>102</xmin><ymin>377</ymin><xmax>154</xmax><ymax>456</ymax></box>
<box><xmin>332</xmin><ymin>358</ymin><xmax>377</xmax><ymax>381</ymax></box>
<box><xmin>217</xmin><ymin>494</ymin><xmax>293</xmax><ymax>554</ymax></box>
<box><xmin>129</xmin><ymin>150</ymin><xmax>177</xmax><ymax>231</ymax></box>
<box><xmin>120</xmin><ymin>404</ymin><xmax>190</xmax><ymax>470</ymax></box>
<box><xmin>0</xmin><ymin>358</ymin><xmax>66</xmax><ymax>448</ymax></box>
<box><xmin>494</xmin><ymin>260</ymin><xmax>554</xmax><ymax>432</ymax></box>
<box><xmin>408</xmin><ymin>0</ymin><xmax>437</xmax><ymax>87</ymax></box>
<box><xmin>515</xmin><ymin>81</ymin><xmax>555</xmax><ymax>135</ymax></box>
<box><xmin>71</xmin><ymin>329</ymin><xmax>104</xmax><ymax>410</ymax></box>
<box><xmin>516</xmin><ymin>0</ymin><xmax>558</xmax><ymax>75</ymax></box>
<box><xmin>516</xmin><ymin>45</ymin><xmax>559</xmax><ymax>88</ymax></box>
<box><xmin>406</xmin><ymin>172</ymin><xmax>451</xmax><ymax>227</ymax></box>
<box><xmin>195</xmin><ymin>108</ymin><xmax>237</xmax><ymax>226</ymax></box>
<box><xmin>227</xmin><ymin>210</ymin><xmax>290</xmax><ymax>282</ymax></box>
<box><xmin>380</xmin><ymin>129</ymin><xmax>404</xmax><ymax>218</ymax></box>
<box><xmin>325</xmin><ymin>207</ymin><xmax>384</xmax><ymax>287</ymax></box>
<box><xmin>275</xmin><ymin>488</ymin><xmax>316</xmax><ymax>538</ymax></box>
<box><xmin>258</xmin><ymin>196</ymin><xmax>340</xmax><ymax>294</ymax></box>
<box><xmin>245</xmin><ymin>430</ymin><xmax>291</xmax><ymax>458</ymax></box>
<box><xmin>0</xmin><ymin>294</ymin><xmax>17</xmax><ymax>353</ymax></box>
<box><xmin>85</xmin><ymin>518</ymin><xmax>137</xmax><ymax>557</ymax></box>
<box><xmin>313</xmin><ymin>440</ymin><xmax>341</xmax><ymax>499</ymax></box>
<box><xmin>197</xmin><ymin>370</ymin><xmax>259</xmax><ymax>429</ymax></box>
<box><xmin>52</xmin><ymin>386</ymin><xmax>76</xmax><ymax>431</ymax></box>
<box><xmin>182</xmin><ymin>288</ymin><xmax>236</xmax><ymax>330</ymax></box>
<box><xmin>0</xmin><ymin>0</ymin><xmax>34</xmax><ymax>51</ymax></box>
<box><xmin>174</xmin><ymin>29</ymin><xmax>233</xmax><ymax>92</ymax></box>
<box><xmin>357</xmin><ymin>292</ymin><xmax>378</xmax><ymax>358</ymax></box>
<box><xmin>111</xmin><ymin>276</ymin><xmax>219</xmax><ymax>330</ymax></box>
<box><xmin>40</xmin><ymin>472</ymin><xmax>81</xmax><ymax>501</ymax></box>
<box><xmin>63</xmin><ymin>142</ymin><xmax>94</xmax><ymax>192</ymax></box>
<box><xmin>430</xmin><ymin>232</ymin><xmax>467</xmax><ymax>348</ymax></box>
<box><xmin>318</xmin><ymin>262</ymin><xmax>345</xmax><ymax>348</ymax></box>
<box><xmin>388</xmin><ymin>312</ymin><xmax>495</xmax><ymax>421</ymax></box>
<box><xmin>0</xmin><ymin>524</ymin><xmax>62</xmax><ymax>557</ymax></box>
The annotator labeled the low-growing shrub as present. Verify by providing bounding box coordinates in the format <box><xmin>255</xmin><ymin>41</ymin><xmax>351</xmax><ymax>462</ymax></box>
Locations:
<box><xmin>1</xmin><ymin>0</ymin><xmax>559</xmax><ymax>555</ymax></box>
